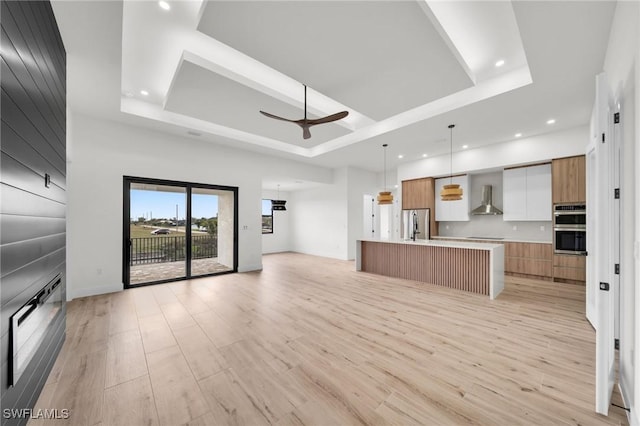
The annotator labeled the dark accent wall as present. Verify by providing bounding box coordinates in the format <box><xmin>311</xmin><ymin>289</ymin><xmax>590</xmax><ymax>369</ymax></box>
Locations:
<box><xmin>1</xmin><ymin>1</ymin><xmax>66</xmax><ymax>425</ymax></box>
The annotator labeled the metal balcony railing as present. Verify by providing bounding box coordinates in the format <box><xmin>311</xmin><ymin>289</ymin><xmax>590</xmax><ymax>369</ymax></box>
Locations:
<box><xmin>130</xmin><ymin>234</ymin><xmax>218</xmax><ymax>265</ymax></box>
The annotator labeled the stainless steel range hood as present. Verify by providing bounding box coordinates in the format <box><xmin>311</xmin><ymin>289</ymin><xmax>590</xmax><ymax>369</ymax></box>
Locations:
<box><xmin>471</xmin><ymin>185</ymin><xmax>503</xmax><ymax>215</ymax></box>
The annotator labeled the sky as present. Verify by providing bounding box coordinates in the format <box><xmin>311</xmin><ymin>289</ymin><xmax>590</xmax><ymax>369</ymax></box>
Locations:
<box><xmin>130</xmin><ymin>189</ymin><xmax>219</xmax><ymax>220</ymax></box>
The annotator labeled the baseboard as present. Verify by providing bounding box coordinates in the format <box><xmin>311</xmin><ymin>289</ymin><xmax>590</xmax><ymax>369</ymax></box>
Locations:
<box><xmin>618</xmin><ymin>382</ymin><xmax>636</xmax><ymax>425</ymax></box>
<box><xmin>238</xmin><ymin>263</ymin><xmax>263</xmax><ymax>273</ymax></box>
<box><xmin>67</xmin><ymin>282</ymin><xmax>123</xmax><ymax>301</ymax></box>
<box><xmin>505</xmin><ymin>272</ymin><xmax>553</xmax><ymax>281</ymax></box>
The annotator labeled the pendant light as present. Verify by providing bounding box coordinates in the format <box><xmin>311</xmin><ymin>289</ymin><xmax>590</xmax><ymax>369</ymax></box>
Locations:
<box><xmin>271</xmin><ymin>184</ymin><xmax>287</xmax><ymax>211</ymax></box>
<box><xmin>377</xmin><ymin>144</ymin><xmax>393</xmax><ymax>205</ymax></box>
<box><xmin>440</xmin><ymin>124</ymin><xmax>463</xmax><ymax>201</ymax></box>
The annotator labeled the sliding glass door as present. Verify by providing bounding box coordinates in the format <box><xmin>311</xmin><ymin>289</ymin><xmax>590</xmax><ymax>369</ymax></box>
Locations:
<box><xmin>123</xmin><ymin>177</ymin><xmax>237</xmax><ymax>287</ymax></box>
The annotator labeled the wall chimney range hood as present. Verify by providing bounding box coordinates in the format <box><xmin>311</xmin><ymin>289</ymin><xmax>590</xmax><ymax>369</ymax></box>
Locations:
<box><xmin>471</xmin><ymin>185</ymin><xmax>503</xmax><ymax>215</ymax></box>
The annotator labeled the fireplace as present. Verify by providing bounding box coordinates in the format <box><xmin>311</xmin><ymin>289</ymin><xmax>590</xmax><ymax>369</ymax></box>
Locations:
<box><xmin>9</xmin><ymin>275</ymin><xmax>63</xmax><ymax>387</ymax></box>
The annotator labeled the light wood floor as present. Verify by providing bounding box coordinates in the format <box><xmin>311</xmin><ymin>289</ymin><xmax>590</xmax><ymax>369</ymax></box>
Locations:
<box><xmin>30</xmin><ymin>252</ymin><xmax>628</xmax><ymax>426</ymax></box>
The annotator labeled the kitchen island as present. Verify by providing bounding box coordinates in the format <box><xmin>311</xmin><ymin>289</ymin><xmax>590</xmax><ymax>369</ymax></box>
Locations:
<box><xmin>356</xmin><ymin>239</ymin><xmax>504</xmax><ymax>299</ymax></box>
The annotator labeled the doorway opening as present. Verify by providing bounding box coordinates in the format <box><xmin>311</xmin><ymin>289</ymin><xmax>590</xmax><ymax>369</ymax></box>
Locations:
<box><xmin>123</xmin><ymin>177</ymin><xmax>238</xmax><ymax>287</ymax></box>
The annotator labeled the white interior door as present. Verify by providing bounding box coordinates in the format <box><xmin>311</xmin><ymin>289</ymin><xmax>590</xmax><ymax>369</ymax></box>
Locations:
<box><xmin>363</xmin><ymin>195</ymin><xmax>376</xmax><ymax>238</ymax></box>
<box><xmin>586</xmin><ymin>141</ymin><xmax>597</xmax><ymax>327</ymax></box>
<box><xmin>594</xmin><ymin>72</ymin><xmax>616</xmax><ymax>415</ymax></box>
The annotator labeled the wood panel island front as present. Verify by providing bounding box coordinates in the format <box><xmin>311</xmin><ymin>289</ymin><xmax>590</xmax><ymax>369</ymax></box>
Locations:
<box><xmin>356</xmin><ymin>239</ymin><xmax>504</xmax><ymax>299</ymax></box>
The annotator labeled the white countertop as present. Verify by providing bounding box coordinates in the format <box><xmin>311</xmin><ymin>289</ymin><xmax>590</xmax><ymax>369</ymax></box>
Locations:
<box><xmin>431</xmin><ymin>236</ymin><xmax>552</xmax><ymax>245</ymax></box>
<box><xmin>358</xmin><ymin>238</ymin><xmax>503</xmax><ymax>250</ymax></box>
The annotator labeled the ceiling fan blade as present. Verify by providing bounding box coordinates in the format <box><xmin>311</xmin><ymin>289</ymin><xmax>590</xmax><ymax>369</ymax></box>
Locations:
<box><xmin>260</xmin><ymin>110</ymin><xmax>297</xmax><ymax>123</ymax></box>
<box><xmin>302</xmin><ymin>126</ymin><xmax>311</xmax><ymax>139</ymax></box>
<box><xmin>307</xmin><ymin>111</ymin><xmax>349</xmax><ymax>126</ymax></box>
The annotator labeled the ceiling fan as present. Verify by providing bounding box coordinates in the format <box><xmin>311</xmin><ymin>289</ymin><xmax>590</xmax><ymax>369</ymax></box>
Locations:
<box><xmin>260</xmin><ymin>84</ymin><xmax>349</xmax><ymax>139</ymax></box>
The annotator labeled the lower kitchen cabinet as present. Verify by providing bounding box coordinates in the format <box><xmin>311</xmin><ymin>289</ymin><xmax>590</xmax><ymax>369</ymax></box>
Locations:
<box><xmin>553</xmin><ymin>254</ymin><xmax>586</xmax><ymax>282</ymax></box>
<box><xmin>434</xmin><ymin>238</ymin><xmax>586</xmax><ymax>283</ymax></box>
<box><xmin>504</xmin><ymin>242</ymin><xmax>553</xmax><ymax>279</ymax></box>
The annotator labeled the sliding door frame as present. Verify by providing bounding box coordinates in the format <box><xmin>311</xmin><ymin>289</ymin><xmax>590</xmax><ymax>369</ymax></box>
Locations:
<box><xmin>123</xmin><ymin>176</ymin><xmax>239</xmax><ymax>289</ymax></box>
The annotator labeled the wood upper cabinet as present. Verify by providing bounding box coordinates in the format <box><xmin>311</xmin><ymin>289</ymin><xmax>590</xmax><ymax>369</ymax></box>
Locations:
<box><xmin>402</xmin><ymin>178</ymin><xmax>431</xmax><ymax>209</ymax></box>
<box><xmin>552</xmin><ymin>156</ymin><xmax>586</xmax><ymax>204</ymax></box>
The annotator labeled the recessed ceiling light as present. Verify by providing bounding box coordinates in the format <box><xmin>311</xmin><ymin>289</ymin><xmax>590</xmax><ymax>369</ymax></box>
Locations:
<box><xmin>398</xmin><ymin>154</ymin><xmax>404</xmax><ymax>159</ymax></box>
<box><xmin>462</xmin><ymin>145</ymin><xmax>469</xmax><ymax>149</ymax></box>
<box><xmin>495</xmin><ymin>59</ymin><xmax>505</xmax><ymax>67</ymax></box>
<box><xmin>515</xmin><ymin>133</ymin><xmax>522</xmax><ymax>138</ymax></box>
<box><xmin>158</xmin><ymin>1</ymin><xmax>170</xmax><ymax>11</ymax></box>
<box><xmin>422</xmin><ymin>154</ymin><xmax>428</xmax><ymax>158</ymax></box>
<box><xmin>140</xmin><ymin>90</ymin><xmax>149</xmax><ymax>96</ymax></box>
<box><xmin>546</xmin><ymin>119</ymin><xmax>556</xmax><ymax>125</ymax></box>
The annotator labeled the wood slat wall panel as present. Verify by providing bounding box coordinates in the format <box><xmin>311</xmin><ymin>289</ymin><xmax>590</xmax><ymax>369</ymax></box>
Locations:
<box><xmin>1</xmin><ymin>153</ymin><xmax>66</xmax><ymax>203</ymax></box>
<box><xmin>0</xmin><ymin>59</ymin><xmax>64</xmax><ymax>151</ymax></box>
<box><xmin>0</xmin><ymin>215</ymin><xmax>65</xmax><ymax>245</ymax></box>
<box><xmin>1</xmin><ymin>0</ymin><xmax>66</xmax><ymax>420</ymax></box>
<box><xmin>0</xmin><ymin>251</ymin><xmax>65</xmax><ymax>306</ymax></box>
<box><xmin>14</xmin><ymin>3</ymin><xmax>66</xmax><ymax>102</ymax></box>
<box><xmin>1</xmin><ymin>184</ymin><xmax>65</xmax><ymax>217</ymax></box>
<box><xmin>1</xmin><ymin>94</ymin><xmax>66</xmax><ymax>170</ymax></box>
<box><xmin>0</xmin><ymin>24</ymin><xmax>65</xmax><ymax>128</ymax></box>
<box><xmin>361</xmin><ymin>242</ymin><xmax>490</xmax><ymax>296</ymax></box>
<box><xmin>1</xmin><ymin>122</ymin><xmax>66</xmax><ymax>186</ymax></box>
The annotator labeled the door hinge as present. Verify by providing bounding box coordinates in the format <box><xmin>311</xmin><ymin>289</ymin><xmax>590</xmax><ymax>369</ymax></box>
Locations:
<box><xmin>599</xmin><ymin>282</ymin><xmax>610</xmax><ymax>291</ymax></box>
<box><xmin>602</xmin><ymin>133</ymin><xmax>605</xmax><ymax>143</ymax></box>
<box><xmin>615</xmin><ymin>188</ymin><xmax>620</xmax><ymax>199</ymax></box>
<box><xmin>615</xmin><ymin>339</ymin><xmax>620</xmax><ymax>350</ymax></box>
<box><xmin>614</xmin><ymin>112</ymin><xmax>620</xmax><ymax>124</ymax></box>
<box><xmin>615</xmin><ymin>264</ymin><xmax>620</xmax><ymax>275</ymax></box>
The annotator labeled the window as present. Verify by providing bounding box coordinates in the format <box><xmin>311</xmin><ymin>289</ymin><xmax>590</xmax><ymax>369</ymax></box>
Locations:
<box><xmin>262</xmin><ymin>199</ymin><xmax>273</xmax><ymax>234</ymax></box>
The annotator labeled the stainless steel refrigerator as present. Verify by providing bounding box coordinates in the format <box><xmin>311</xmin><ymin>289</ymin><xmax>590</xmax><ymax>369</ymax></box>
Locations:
<box><xmin>401</xmin><ymin>209</ymin><xmax>430</xmax><ymax>241</ymax></box>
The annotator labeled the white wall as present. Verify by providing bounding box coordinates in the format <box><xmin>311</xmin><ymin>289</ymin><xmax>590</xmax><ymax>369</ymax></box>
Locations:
<box><xmin>289</xmin><ymin>169</ymin><xmax>348</xmax><ymax>259</ymax></box>
<box><xmin>602</xmin><ymin>1</ymin><xmax>639</xmax><ymax>422</ymax></box>
<box><xmin>398</xmin><ymin>125</ymin><xmax>589</xmax><ymax>182</ymax></box>
<box><xmin>67</xmin><ymin>113</ymin><xmax>333</xmax><ymax>299</ymax></box>
<box><xmin>347</xmin><ymin>167</ymin><xmax>378</xmax><ymax>259</ymax></box>
<box><xmin>262</xmin><ymin>189</ymin><xmax>291</xmax><ymax>254</ymax></box>
<box><xmin>289</xmin><ymin>166</ymin><xmax>379</xmax><ymax>260</ymax></box>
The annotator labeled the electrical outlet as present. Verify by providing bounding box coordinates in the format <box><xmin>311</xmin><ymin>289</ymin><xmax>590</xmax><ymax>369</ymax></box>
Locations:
<box><xmin>242</xmin><ymin>225</ymin><xmax>248</xmax><ymax>230</ymax></box>
<box><xmin>512</xmin><ymin>225</ymin><xmax>517</xmax><ymax>231</ymax></box>
<box><xmin>540</xmin><ymin>225</ymin><xmax>545</xmax><ymax>231</ymax></box>
<box><xmin>445</xmin><ymin>225</ymin><xmax>449</xmax><ymax>230</ymax></box>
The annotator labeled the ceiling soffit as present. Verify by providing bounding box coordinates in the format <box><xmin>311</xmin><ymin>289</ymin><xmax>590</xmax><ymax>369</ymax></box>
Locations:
<box><xmin>120</xmin><ymin>0</ymin><xmax>531</xmax><ymax>158</ymax></box>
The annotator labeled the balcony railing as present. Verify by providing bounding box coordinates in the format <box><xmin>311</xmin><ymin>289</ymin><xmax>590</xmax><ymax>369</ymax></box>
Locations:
<box><xmin>130</xmin><ymin>234</ymin><xmax>217</xmax><ymax>265</ymax></box>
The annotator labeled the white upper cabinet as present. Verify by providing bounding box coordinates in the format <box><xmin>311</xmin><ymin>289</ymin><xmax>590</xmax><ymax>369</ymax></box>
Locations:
<box><xmin>503</xmin><ymin>164</ymin><xmax>552</xmax><ymax>221</ymax></box>
<box><xmin>435</xmin><ymin>175</ymin><xmax>470</xmax><ymax>222</ymax></box>
<box><xmin>503</xmin><ymin>167</ymin><xmax>527</xmax><ymax>221</ymax></box>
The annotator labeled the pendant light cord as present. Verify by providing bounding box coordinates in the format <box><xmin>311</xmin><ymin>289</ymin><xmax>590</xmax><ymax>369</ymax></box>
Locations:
<box><xmin>383</xmin><ymin>144</ymin><xmax>388</xmax><ymax>191</ymax></box>
<box><xmin>449</xmin><ymin>124</ymin><xmax>455</xmax><ymax>184</ymax></box>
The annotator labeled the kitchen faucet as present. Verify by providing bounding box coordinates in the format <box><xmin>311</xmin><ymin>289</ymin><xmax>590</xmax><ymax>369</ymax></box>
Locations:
<box><xmin>412</xmin><ymin>210</ymin><xmax>420</xmax><ymax>241</ymax></box>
